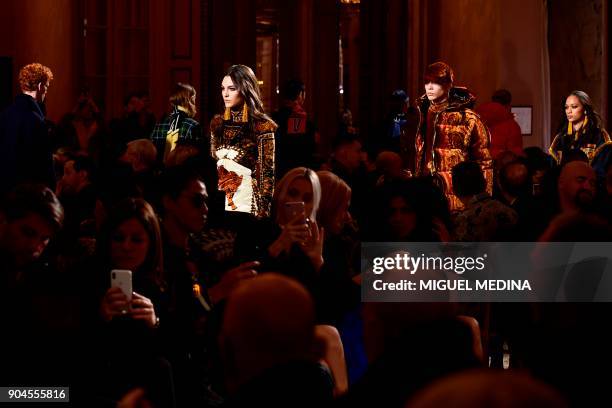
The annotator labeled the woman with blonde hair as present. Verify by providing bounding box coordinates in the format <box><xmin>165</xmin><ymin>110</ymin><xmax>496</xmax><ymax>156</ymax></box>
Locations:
<box><xmin>234</xmin><ymin>167</ymin><xmax>350</xmax><ymax>395</ymax></box>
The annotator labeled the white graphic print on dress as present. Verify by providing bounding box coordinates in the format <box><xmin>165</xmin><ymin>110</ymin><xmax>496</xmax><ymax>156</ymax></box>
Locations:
<box><xmin>215</xmin><ymin>148</ymin><xmax>255</xmax><ymax>214</ymax></box>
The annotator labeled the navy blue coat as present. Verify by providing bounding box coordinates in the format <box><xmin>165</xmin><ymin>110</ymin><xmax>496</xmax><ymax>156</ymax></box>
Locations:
<box><xmin>0</xmin><ymin>94</ymin><xmax>55</xmax><ymax>193</ymax></box>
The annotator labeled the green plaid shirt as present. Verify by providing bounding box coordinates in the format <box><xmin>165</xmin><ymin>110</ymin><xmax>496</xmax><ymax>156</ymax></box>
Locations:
<box><xmin>150</xmin><ymin>107</ymin><xmax>203</xmax><ymax>162</ymax></box>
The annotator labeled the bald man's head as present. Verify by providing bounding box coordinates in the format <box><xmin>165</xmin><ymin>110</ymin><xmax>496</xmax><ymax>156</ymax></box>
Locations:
<box><xmin>558</xmin><ymin>161</ymin><xmax>596</xmax><ymax>213</ymax></box>
<box><xmin>407</xmin><ymin>369</ymin><xmax>567</xmax><ymax>408</ymax></box>
<box><xmin>220</xmin><ymin>274</ymin><xmax>319</xmax><ymax>392</ymax></box>
<box><xmin>499</xmin><ymin>161</ymin><xmax>529</xmax><ymax>198</ymax></box>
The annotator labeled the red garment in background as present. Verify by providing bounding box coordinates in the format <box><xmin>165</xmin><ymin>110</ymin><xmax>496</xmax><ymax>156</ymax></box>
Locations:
<box><xmin>476</xmin><ymin>102</ymin><xmax>523</xmax><ymax>159</ymax></box>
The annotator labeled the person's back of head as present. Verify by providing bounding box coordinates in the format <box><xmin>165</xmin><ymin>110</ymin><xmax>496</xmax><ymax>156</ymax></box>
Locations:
<box><xmin>452</xmin><ymin>161</ymin><xmax>486</xmax><ymax>199</ymax></box>
<box><xmin>494</xmin><ymin>150</ymin><xmax>519</xmax><ymax>174</ymax></box>
<box><xmin>164</xmin><ymin>143</ymin><xmax>200</xmax><ymax>168</ymax></box>
<box><xmin>18</xmin><ymin>63</ymin><xmax>53</xmax><ymax>102</ymax></box>
<box><xmin>71</xmin><ymin>154</ymin><xmax>96</xmax><ymax>183</ymax></box>
<box><xmin>406</xmin><ymin>369</ymin><xmax>567</xmax><ymax>408</ymax></box>
<box><xmin>491</xmin><ymin>89</ymin><xmax>512</xmax><ymax>107</ymax></box>
<box><xmin>220</xmin><ymin>274</ymin><xmax>320</xmax><ymax>394</ymax></box>
<box><xmin>332</xmin><ymin>133</ymin><xmax>363</xmax><ymax>172</ymax></box>
<box><xmin>499</xmin><ymin>160</ymin><xmax>530</xmax><ymax>199</ymax></box>
<box><xmin>560</xmin><ymin>149</ymin><xmax>589</xmax><ymax>167</ymax></box>
<box><xmin>169</xmin><ymin>82</ymin><xmax>197</xmax><ymax>118</ymax></box>
<box><xmin>125</xmin><ymin>139</ymin><xmax>157</xmax><ymax>172</ymax></box>
<box><xmin>281</xmin><ymin>79</ymin><xmax>306</xmax><ymax>102</ymax></box>
<box><xmin>362</xmin><ymin>301</ymin><xmax>458</xmax><ymax>363</ymax></box>
<box><xmin>316</xmin><ymin>170</ymin><xmax>352</xmax><ymax>235</ymax></box>
<box><xmin>389</xmin><ymin>89</ymin><xmax>409</xmax><ymax>114</ymax></box>
<box><xmin>376</xmin><ymin>151</ymin><xmax>403</xmax><ymax>179</ymax></box>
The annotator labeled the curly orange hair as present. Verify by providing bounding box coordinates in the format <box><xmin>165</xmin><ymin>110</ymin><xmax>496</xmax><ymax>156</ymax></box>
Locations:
<box><xmin>18</xmin><ymin>63</ymin><xmax>53</xmax><ymax>92</ymax></box>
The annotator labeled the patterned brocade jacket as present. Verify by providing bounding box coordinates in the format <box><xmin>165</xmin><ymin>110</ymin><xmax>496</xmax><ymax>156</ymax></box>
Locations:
<box><xmin>415</xmin><ymin>87</ymin><xmax>493</xmax><ymax>211</ymax></box>
<box><xmin>548</xmin><ymin>127</ymin><xmax>611</xmax><ymax>165</ymax></box>
<box><xmin>210</xmin><ymin>109</ymin><xmax>277</xmax><ymax>219</ymax></box>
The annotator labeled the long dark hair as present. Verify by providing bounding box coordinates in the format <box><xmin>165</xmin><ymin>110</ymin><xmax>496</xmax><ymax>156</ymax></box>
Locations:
<box><xmin>556</xmin><ymin>90</ymin><xmax>603</xmax><ymax>134</ymax></box>
<box><xmin>97</xmin><ymin>198</ymin><xmax>165</xmax><ymax>290</ymax></box>
<box><xmin>224</xmin><ymin>64</ymin><xmax>273</xmax><ymax>123</ymax></box>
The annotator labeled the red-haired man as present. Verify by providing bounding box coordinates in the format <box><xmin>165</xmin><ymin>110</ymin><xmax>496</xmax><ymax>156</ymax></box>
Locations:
<box><xmin>0</xmin><ymin>63</ymin><xmax>55</xmax><ymax>193</ymax></box>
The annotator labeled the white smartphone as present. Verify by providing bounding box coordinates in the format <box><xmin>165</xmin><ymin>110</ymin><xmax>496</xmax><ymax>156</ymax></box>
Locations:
<box><xmin>284</xmin><ymin>201</ymin><xmax>306</xmax><ymax>224</ymax></box>
<box><xmin>110</xmin><ymin>269</ymin><xmax>133</xmax><ymax>302</ymax></box>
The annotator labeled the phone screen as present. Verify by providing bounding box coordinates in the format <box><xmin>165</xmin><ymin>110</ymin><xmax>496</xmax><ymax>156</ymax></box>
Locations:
<box><xmin>111</xmin><ymin>269</ymin><xmax>133</xmax><ymax>302</ymax></box>
<box><xmin>284</xmin><ymin>201</ymin><xmax>306</xmax><ymax>223</ymax></box>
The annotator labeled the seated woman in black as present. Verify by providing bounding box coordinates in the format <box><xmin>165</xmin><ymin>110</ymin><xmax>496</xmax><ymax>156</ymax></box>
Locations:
<box><xmin>92</xmin><ymin>198</ymin><xmax>173</xmax><ymax>407</ymax></box>
<box><xmin>235</xmin><ymin>166</ymin><xmax>323</xmax><ymax>288</ymax></box>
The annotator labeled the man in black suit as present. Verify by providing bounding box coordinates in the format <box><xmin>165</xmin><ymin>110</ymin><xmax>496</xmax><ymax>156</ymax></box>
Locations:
<box><xmin>0</xmin><ymin>63</ymin><xmax>55</xmax><ymax>194</ymax></box>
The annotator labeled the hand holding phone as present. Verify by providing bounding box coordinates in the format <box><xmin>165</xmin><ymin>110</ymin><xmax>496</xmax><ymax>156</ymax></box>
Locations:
<box><xmin>284</xmin><ymin>201</ymin><xmax>307</xmax><ymax>225</ymax></box>
<box><xmin>275</xmin><ymin>201</ymin><xmax>312</xmax><ymax>251</ymax></box>
<box><xmin>100</xmin><ymin>270</ymin><xmax>133</xmax><ymax>320</ymax></box>
<box><xmin>111</xmin><ymin>269</ymin><xmax>133</xmax><ymax>302</ymax></box>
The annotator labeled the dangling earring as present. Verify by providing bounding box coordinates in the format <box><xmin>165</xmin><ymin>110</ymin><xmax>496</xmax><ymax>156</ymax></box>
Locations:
<box><xmin>223</xmin><ymin>107</ymin><xmax>231</xmax><ymax>121</ymax></box>
<box><xmin>567</xmin><ymin>121</ymin><xmax>573</xmax><ymax>135</ymax></box>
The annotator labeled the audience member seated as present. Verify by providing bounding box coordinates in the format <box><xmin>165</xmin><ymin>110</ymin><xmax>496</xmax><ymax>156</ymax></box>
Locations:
<box><xmin>56</xmin><ymin>154</ymin><xmax>98</xmax><ymax>241</ymax></box>
<box><xmin>233</xmin><ymin>167</ymin><xmax>349</xmax><ymax>392</ymax></box>
<box><xmin>316</xmin><ymin>171</ymin><xmax>360</xmax><ymax>323</ymax></box>
<box><xmin>235</xmin><ymin>167</ymin><xmax>324</xmax><ymax>289</ymax></box>
<box><xmin>557</xmin><ymin>160</ymin><xmax>597</xmax><ymax>216</ymax></box>
<box><xmin>55</xmin><ymin>89</ymin><xmax>106</xmax><ymax>155</ymax></box>
<box><xmin>375</xmin><ymin>151</ymin><xmax>411</xmax><ymax>187</ymax></box>
<box><xmin>0</xmin><ymin>185</ymin><xmax>79</xmax><ymax>390</ymax></box>
<box><xmin>91</xmin><ymin>198</ymin><xmax>174</xmax><ymax>408</ymax></box>
<box><xmin>452</xmin><ymin>161</ymin><xmax>518</xmax><ymax>241</ymax></box>
<box><xmin>523</xmin><ymin>146</ymin><xmax>554</xmax><ymax>198</ymax></box>
<box><xmin>314</xmin><ymin>170</ymin><xmax>370</xmax><ymax>386</ymax></box>
<box><xmin>528</xmin><ymin>212</ymin><xmax>612</xmax><ymax>407</ymax></box>
<box><xmin>373</xmin><ymin>178</ymin><xmax>452</xmax><ymax>242</ymax></box>
<box><xmin>325</xmin><ymin>133</ymin><xmax>368</xmax><ymax>227</ymax></box>
<box><xmin>406</xmin><ymin>369</ymin><xmax>567</xmax><ymax>408</ymax></box>
<box><xmin>119</xmin><ymin>138</ymin><xmax>160</xmax><ymax>203</ymax></box>
<box><xmin>109</xmin><ymin>91</ymin><xmax>157</xmax><ymax>155</ymax></box>
<box><xmin>158</xmin><ymin>165</ymin><xmax>257</xmax><ymax>407</ymax></box>
<box><xmin>219</xmin><ymin>273</ymin><xmax>334</xmax><ymax>408</ymax></box>
<box><xmin>492</xmin><ymin>150</ymin><xmax>519</xmax><ymax>199</ymax></box>
<box><xmin>336</xmin><ymin>302</ymin><xmax>482</xmax><ymax>408</ymax></box>
<box><xmin>52</xmin><ymin>146</ymin><xmax>77</xmax><ymax>182</ymax></box>
<box><xmin>497</xmin><ymin>158</ymin><xmax>548</xmax><ymax>240</ymax></box>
